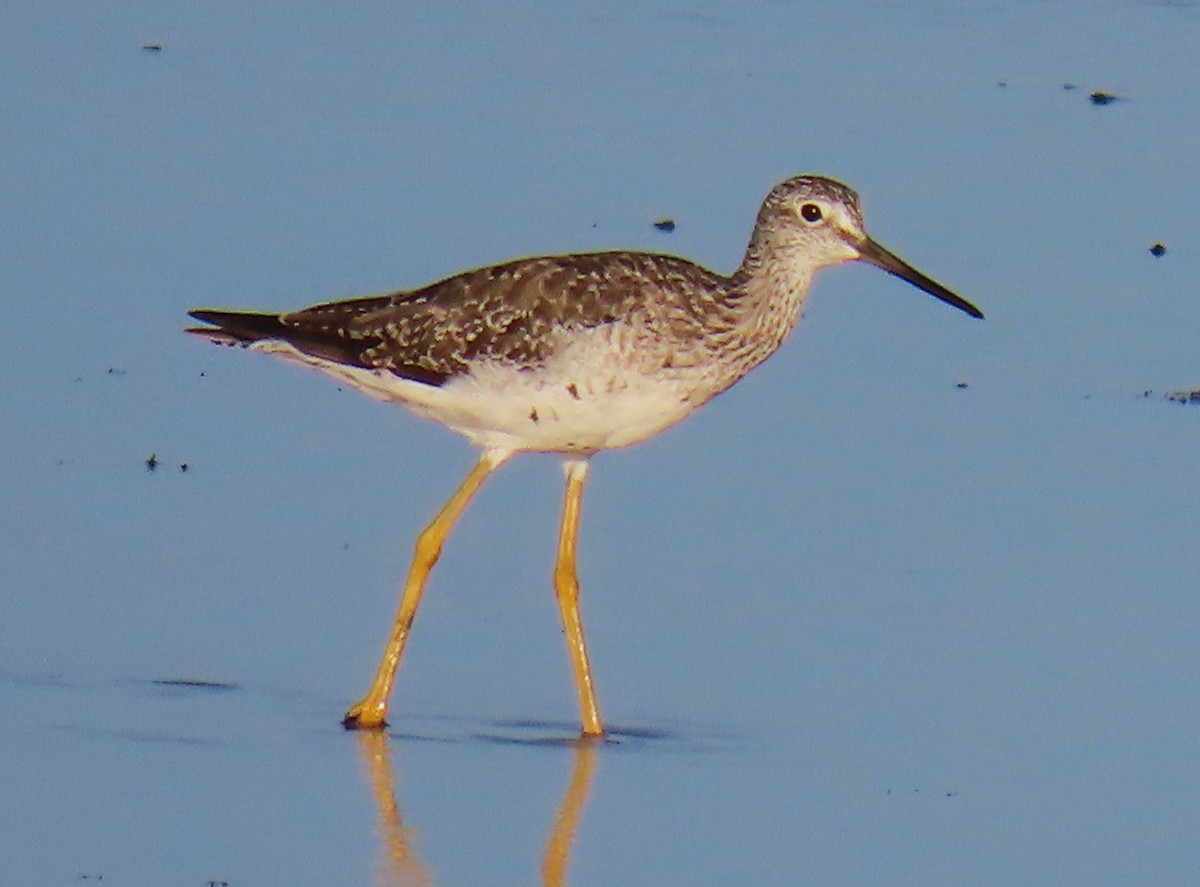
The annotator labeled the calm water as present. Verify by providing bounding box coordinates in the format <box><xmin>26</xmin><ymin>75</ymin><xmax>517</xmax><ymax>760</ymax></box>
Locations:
<box><xmin>3</xmin><ymin>1</ymin><xmax>1199</xmax><ymax>884</ymax></box>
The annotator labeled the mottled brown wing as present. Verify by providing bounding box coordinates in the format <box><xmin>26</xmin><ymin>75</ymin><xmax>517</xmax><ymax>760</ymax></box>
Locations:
<box><xmin>270</xmin><ymin>251</ymin><xmax>728</xmax><ymax>384</ymax></box>
<box><xmin>187</xmin><ymin>300</ymin><xmax>453</xmax><ymax>386</ymax></box>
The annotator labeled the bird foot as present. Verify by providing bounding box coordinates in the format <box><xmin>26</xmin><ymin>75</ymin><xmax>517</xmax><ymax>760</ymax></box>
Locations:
<box><xmin>342</xmin><ymin>700</ymin><xmax>389</xmax><ymax>731</ymax></box>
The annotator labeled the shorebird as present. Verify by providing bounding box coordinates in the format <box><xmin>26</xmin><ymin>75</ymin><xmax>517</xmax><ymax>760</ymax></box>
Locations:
<box><xmin>187</xmin><ymin>174</ymin><xmax>983</xmax><ymax>735</ymax></box>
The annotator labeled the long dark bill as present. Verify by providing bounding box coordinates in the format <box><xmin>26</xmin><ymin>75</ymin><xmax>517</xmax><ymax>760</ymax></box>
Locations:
<box><xmin>857</xmin><ymin>237</ymin><xmax>984</xmax><ymax>319</ymax></box>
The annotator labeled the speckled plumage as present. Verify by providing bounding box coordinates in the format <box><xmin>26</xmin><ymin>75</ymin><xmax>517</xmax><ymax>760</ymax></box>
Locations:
<box><xmin>186</xmin><ymin>174</ymin><xmax>982</xmax><ymax>734</ymax></box>
<box><xmin>189</xmin><ymin>176</ymin><xmax>978</xmax><ymax>454</ymax></box>
<box><xmin>196</xmin><ymin>251</ymin><xmax>738</xmax><ymax>383</ymax></box>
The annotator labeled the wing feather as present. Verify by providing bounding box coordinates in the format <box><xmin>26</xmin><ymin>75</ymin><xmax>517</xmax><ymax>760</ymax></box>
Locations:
<box><xmin>189</xmin><ymin>251</ymin><xmax>729</xmax><ymax>385</ymax></box>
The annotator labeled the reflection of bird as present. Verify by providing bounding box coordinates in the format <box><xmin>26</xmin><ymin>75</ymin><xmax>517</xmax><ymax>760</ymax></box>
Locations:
<box><xmin>353</xmin><ymin>729</ymin><xmax>596</xmax><ymax>887</ymax></box>
<box><xmin>188</xmin><ymin>175</ymin><xmax>983</xmax><ymax>736</ymax></box>
<box><xmin>542</xmin><ymin>740</ymin><xmax>598</xmax><ymax>887</ymax></box>
<box><xmin>353</xmin><ymin>732</ymin><xmax>432</xmax><ymax>887</ymax></box>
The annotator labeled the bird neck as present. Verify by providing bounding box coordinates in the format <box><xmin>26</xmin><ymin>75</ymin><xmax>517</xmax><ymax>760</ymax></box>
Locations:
<box><xmin>726</xmin><ymin>239</ymin><xmax>816</xmax><ymax>359</ymax></box>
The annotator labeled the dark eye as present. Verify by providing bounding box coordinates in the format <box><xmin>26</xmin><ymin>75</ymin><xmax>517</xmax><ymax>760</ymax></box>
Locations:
<box><xmin>800</xmin><ymin>202</ymin><xmax>823</xmax><ymax>223</ymax></box>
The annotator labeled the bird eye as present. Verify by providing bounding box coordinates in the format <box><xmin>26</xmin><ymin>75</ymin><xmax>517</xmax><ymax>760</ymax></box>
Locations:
<box><xmin>799</xmin><ymin>202</ymin><xmax>824</xmax><ymax>224</ymax></box>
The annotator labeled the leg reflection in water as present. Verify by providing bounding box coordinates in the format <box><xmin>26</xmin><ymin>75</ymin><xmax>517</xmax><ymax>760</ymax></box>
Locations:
<box><xmin>353</xmin><ymin>731</ymin><xmax>599</xmax><ymax>887</ymax></box>
<box><xmin>542</xmin><ymin>738</ymin><xmax>599</xmax><ymax>887</ymax></box>
<box><xmin>354</xmin><ymin>731</ymin><xmax>433</xmax><ymax>887</ymax></box>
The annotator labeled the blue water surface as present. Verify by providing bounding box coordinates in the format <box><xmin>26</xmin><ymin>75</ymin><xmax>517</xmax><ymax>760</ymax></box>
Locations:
<box><xmin>2</xmin><ymin>2</ymin><xmax>1198</xmax><ymax>884</ymax></box>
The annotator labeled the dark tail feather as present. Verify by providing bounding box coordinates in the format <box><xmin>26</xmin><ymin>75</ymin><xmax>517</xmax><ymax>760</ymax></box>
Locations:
<box><xmin>186</xmin><ymin>309</ymin><xmax>287</xmax><ymax>345</ymax></box>
<box><xmin>186</xmin><ymin>307</ymin><xmax>450</xmax><ymax>386</ymax></box>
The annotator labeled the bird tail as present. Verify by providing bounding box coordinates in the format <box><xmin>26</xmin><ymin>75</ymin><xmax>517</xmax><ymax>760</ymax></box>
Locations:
<box><xmin>185</xmin><ymin>309</ymin><xmax>286</xmax><ymax>346</ymax></box>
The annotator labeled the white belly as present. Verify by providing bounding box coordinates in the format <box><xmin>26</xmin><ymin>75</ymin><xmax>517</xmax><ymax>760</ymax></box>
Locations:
<box><xmin>250</xmin><ymin>328</ymin><xmax>716</xmax><ymax>454</ymax></box>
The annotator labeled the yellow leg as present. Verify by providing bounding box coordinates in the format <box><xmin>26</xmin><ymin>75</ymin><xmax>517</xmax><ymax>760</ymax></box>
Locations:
<box><xmin>343</xmin><ymin>449</ymin><xmax>510</xmax><ymax>730</ymax></box>
<box><xmin>555</xmin><ymin>458</ymin><xmax>604</xmax><ymax>736</ymax></box>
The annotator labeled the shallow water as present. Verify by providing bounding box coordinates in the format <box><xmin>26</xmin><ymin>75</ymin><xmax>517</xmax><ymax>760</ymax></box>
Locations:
<box><xmin>3</xmin><ymin>1</ymin><xmax>1200</xmax><ymax>884</ymax></box>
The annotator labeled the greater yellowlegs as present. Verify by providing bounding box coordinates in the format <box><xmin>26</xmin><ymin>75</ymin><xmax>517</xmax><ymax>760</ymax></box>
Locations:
<box><xmin>187</xmin><ymin>174</ymin><xmax>983</xmax><ymax>735</ymax></box>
